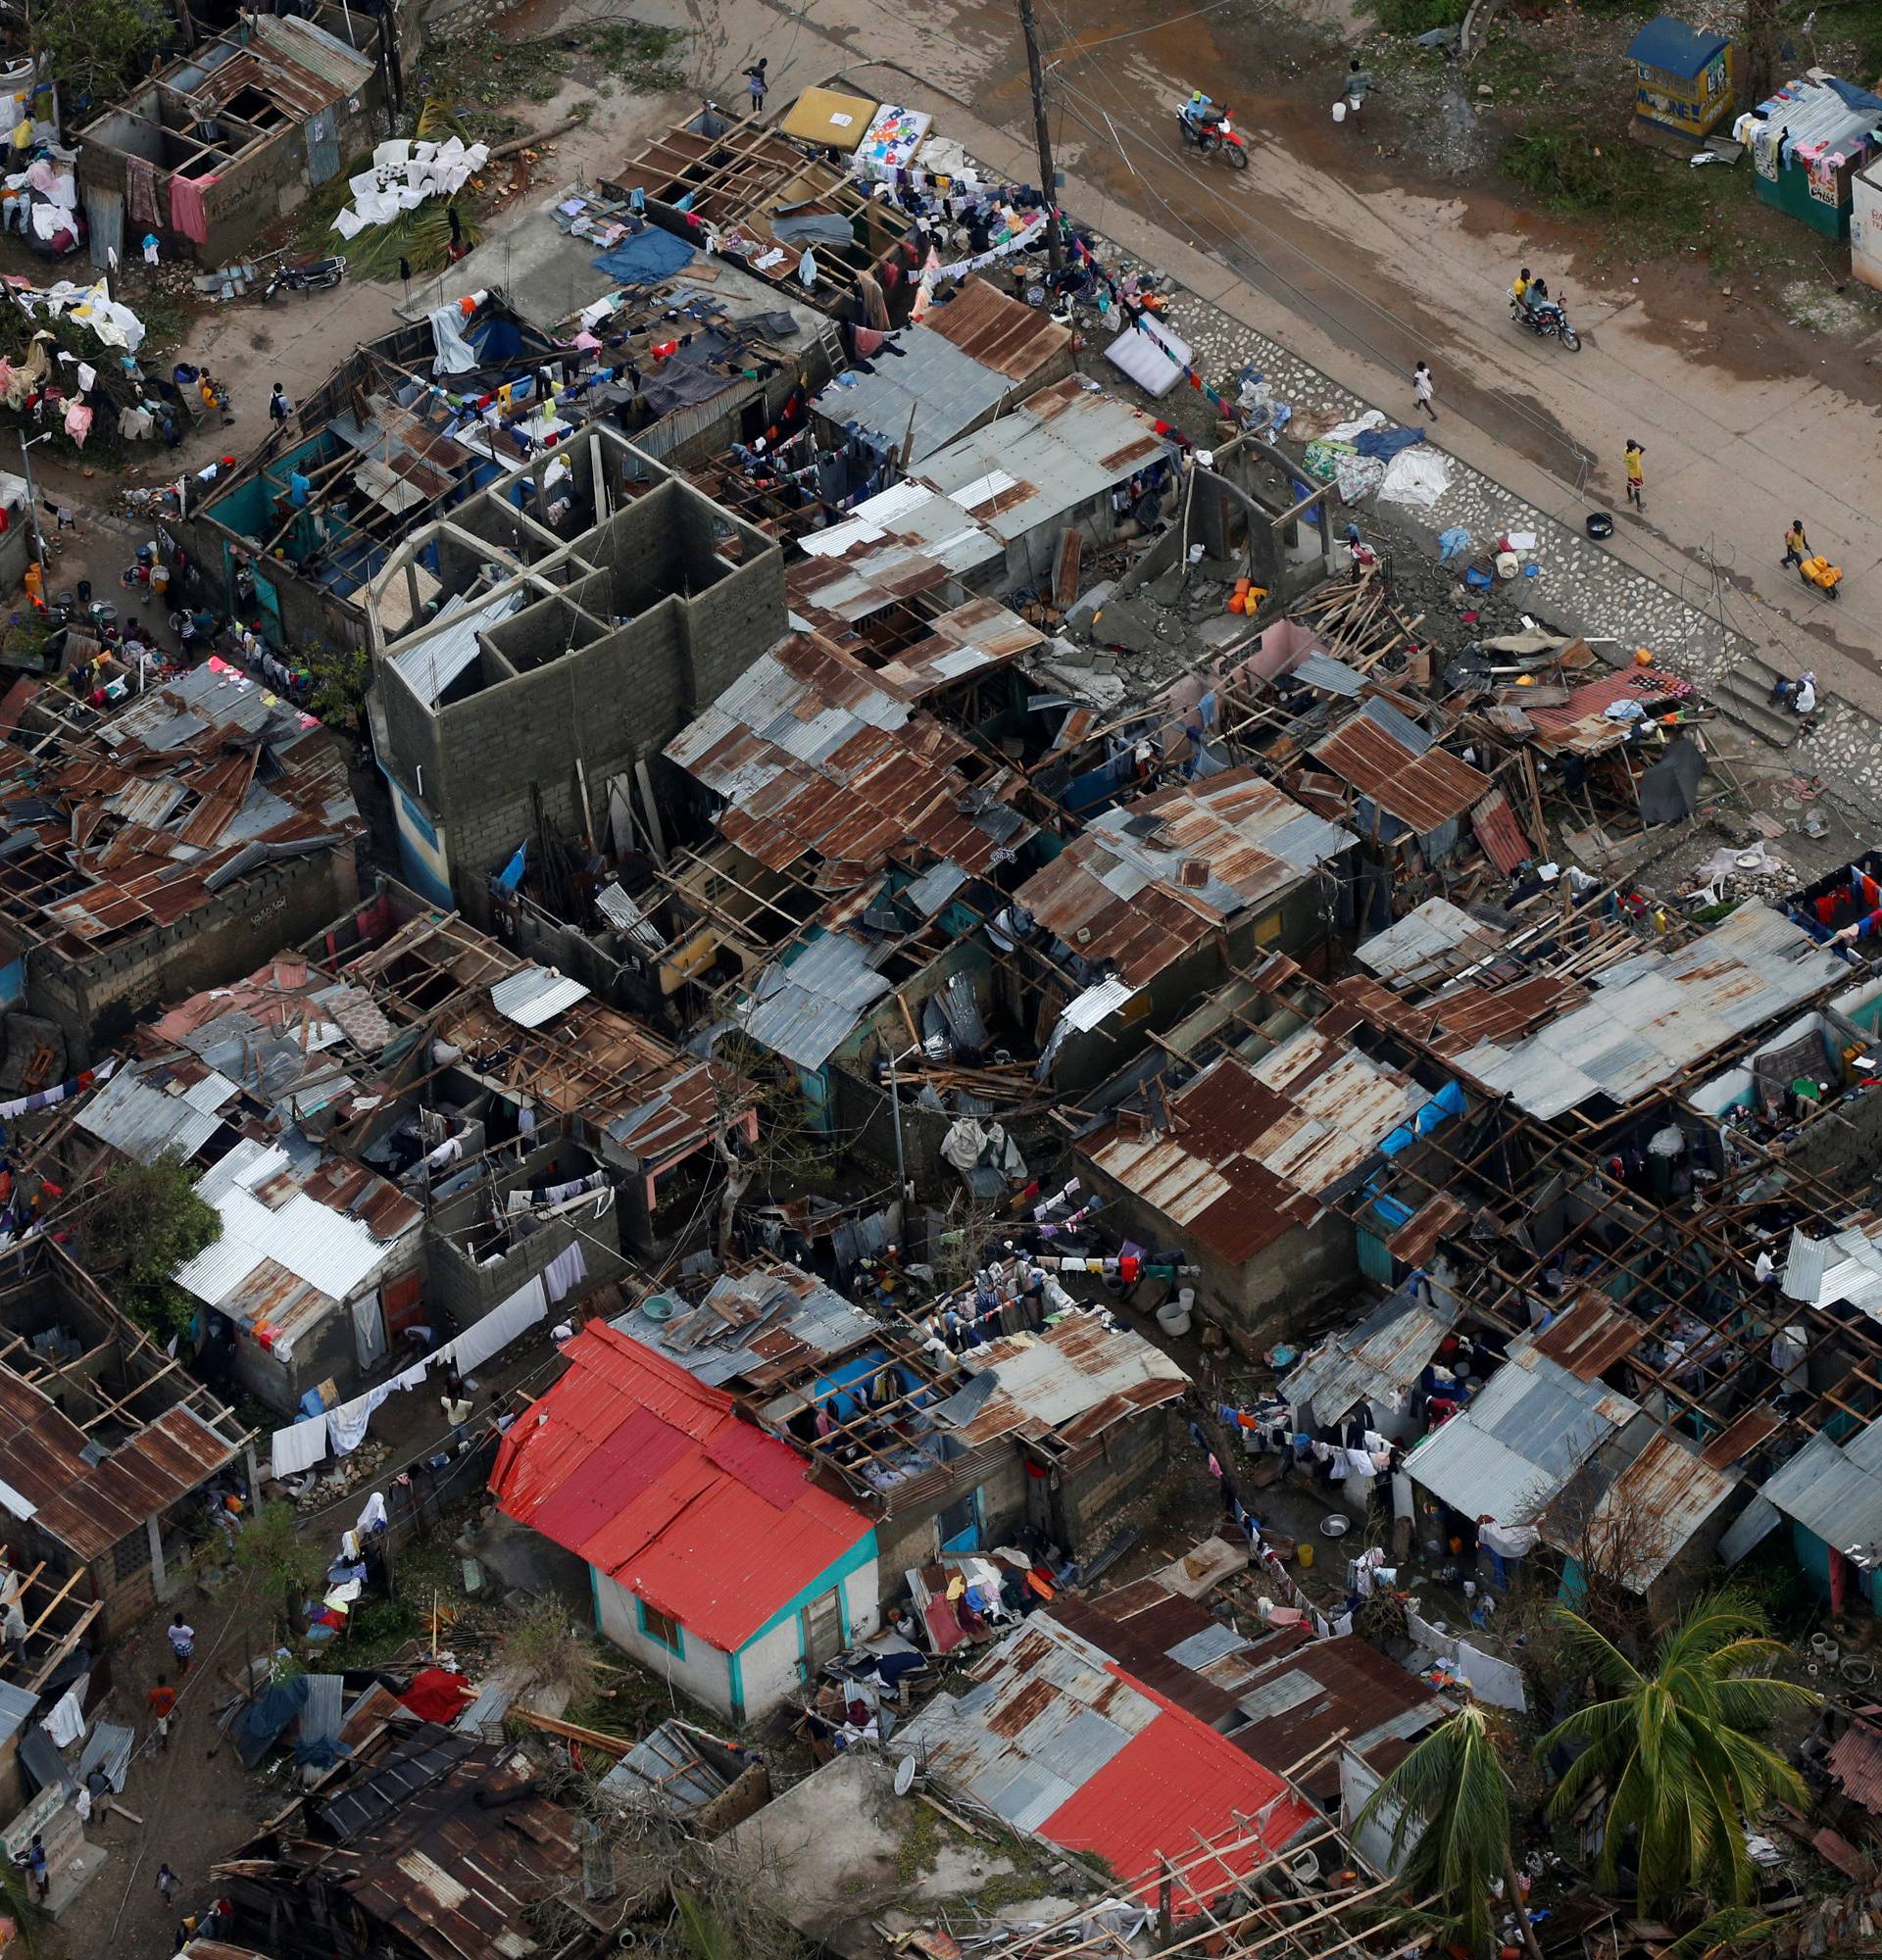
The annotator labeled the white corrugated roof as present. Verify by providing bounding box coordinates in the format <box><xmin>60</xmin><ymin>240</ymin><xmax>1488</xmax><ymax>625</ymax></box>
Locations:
<box><xmin>490</xmin><ymin>966</ymin><xmax>591</xmax><ymax>1028</ymax></box>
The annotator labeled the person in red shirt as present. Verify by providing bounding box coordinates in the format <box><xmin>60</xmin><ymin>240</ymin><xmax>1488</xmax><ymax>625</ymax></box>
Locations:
<box><xmin>147</xmin><ymin>1673</ymin><xmax>177</xmax><ymax>1749</ymax></box>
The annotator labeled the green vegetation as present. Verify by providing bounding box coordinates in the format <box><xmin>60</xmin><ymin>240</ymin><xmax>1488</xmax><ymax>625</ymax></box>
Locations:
<box><xmin>588</xmin><ymin>20</ymin><xmax>687</xmax><ymax>90</ymax></box>
<box><xmin>893</xmin><ymin>1799</ymin><xmax>945</xmax><ymax>1885</ymax></box>
<box><xmin>501</xmin><ymin>1597</ymin><xmax>600</xmax><ymax>1706</ymax></box>
<box><xmin>1537</xmin><ymin>1595</ymin><xmax>1816</xmax><ymax>1911</ymax></box>
<box><xmin>87</xmin><ymin>1151</ymin><xmax>221</xmax><ymax>1335</ymax></box>
<box><xmin>1357</xmin><ymin>1702</ymin><xmax>1543</xmax><ymax>1960</ymax></box>
<box><xmin>303</xmin><ymin>640</ymin><xmax>371</xmax><ymax>732</ymax></box>
<box><xmin>236</xmin><ymin>1499</ymin><xmax>331</xmax><ymax>1647</ymax></box>
<box><xmin>1359</xmin><ymin>0</ymin><xmax>1466</xmax><ymax>38</ymax></box>
<box><xmin>31</xmin><ymin>0</ymin><xmax>167</xmax><ymax>104</ymax></box>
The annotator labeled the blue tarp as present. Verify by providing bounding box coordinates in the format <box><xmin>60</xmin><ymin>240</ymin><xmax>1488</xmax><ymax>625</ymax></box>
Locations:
<box><xmin>1353</xmin><ymin>425</ymin><xmax>1427</xmax><ymax>463</ymax></box>
<box><xmin>235</xmin><ymin>1674</ymin><xmax>310</xmax><ymax>1769</ymax></box>
<box><xmin>1626</xmin><ymin>15</ymin><xmax>1729</xmax><ymax>74</ymax></box>
<box><xmin>592</xmin><ymin>228</ymin><xmax>696</xmax><ymax>286</ymax></box>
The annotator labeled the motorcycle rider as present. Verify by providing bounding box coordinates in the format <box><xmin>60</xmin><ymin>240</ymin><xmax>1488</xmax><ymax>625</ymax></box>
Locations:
<box><xmin>1511</xmin><ymin>266</ymin><xmax>1534</xmax><ymax>311</ymax></box>
<box><xmin>1180</xmin><ymin>90</ymin><xmax>1226</xmax><ymax>134</ymax></box>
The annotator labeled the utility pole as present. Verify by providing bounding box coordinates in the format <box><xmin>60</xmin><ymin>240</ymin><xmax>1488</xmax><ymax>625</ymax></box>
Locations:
<box><xmin>1016</xmin><ymin>0</ymin><xmax>1065</xmax><ymax>272</ymax></box>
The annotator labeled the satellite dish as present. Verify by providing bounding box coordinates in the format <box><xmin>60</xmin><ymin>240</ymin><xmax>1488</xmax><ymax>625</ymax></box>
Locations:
<box><xmin>893</xmin><ymin>1755</ymin><xmax>917</xmax><ymax>1797</ymax></box>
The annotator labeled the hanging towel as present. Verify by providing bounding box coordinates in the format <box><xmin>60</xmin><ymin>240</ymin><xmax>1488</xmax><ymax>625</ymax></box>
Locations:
<box><xmin>541</xmin><ymin>1240</ymin><xmax>588</xmax><ymax>1304</ymax></box>
<box><xmin>427</xmin><ymin>304</ymin><xmax>478</xmax><ymax>376</ymax></box>
<box><xmin>168</xmin><ymin>172</ymin><xmax>215</xmax><ymax>245</ymax></box>
<box><xmin>124</xmin><ymin>155</ymin><xmax>161</xmax><ymax>228</ymax></box>
<box><xmin>270</xmin><ymin>1412</ymin><xmax>330</xmax><ymax>1480</ymax></box>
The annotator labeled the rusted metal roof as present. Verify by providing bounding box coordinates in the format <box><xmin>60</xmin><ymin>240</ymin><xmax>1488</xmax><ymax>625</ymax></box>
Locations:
<box><xmin>1542</xmin><ymin>1425</ymin><xmax>1737</xmax><ymax>1592</ymax></box>
<box><xmin>1531</xmin><ymin>1292</ymin><xmax>1645</xmax><ymax>1381</ymax></box>
<box><xmin>1283</xmin><ymin>1276</ymin><xmax>1459</xmax><ymax>1425</ymax></box>
<box><xmin>1525</xmin><ymin>667</ymin><xmax>1696</xmax><ymax>756</ymax></box>
<box><xmin>0</xmin><ymin>1373</ymin><xmax>237</xmax><ymax>1563</ymax></box>
<box><xmin>1471</xmin><ymin>787</ymin><xmax>1533</xmax><ymax>874</ymax></box>
<box><xmin>1387</xmin><ymin>1193</ymin><xmax>1470</xmax><ymax>1266</ymax></box>
<box><xmin>0</xmin><ymin>659</ymin><xmax>359</xmax><ymax>964</ymax></box>
<box><xmin>897</xmin><ymin>1614</ymin><xmax>1316</xmax><ymax>1907</ymax></box>
<box><xmin>872</xmin><ymin>597</ymin><xmax>1046</xmax><ymax>698</ymax></box>
<box><xmin>1015</xmin><ymin>768</ymin><xmax>1352</xmax><ymax>988</ymax></box>
<box><xmin>1309</xmin><ymin>700</ymin><xmax>1490</xmax><ymax>834</ymax></box>
<box><xmin>666</xmin><ymin>630</ymin><xmax>1033</xmax><ymax>880</ymax></box>
<box><xmin>1083</xmin><ymin>1026</ymin><xmax>1428</xmax><ymax>1267</ymax></box>
<box><xmin>1702</xmin><ymin>1404</ymin><xmax>1782</xmax><ymax>1470</ymax></box>
<box><xmin>941</xmin><ymin>1312</ymin><xmax>1187</xmax><ymax>1452</ymax></box>
<box><xmin>1828</xmin><ymin>1721</ymin><xmax>1882</xmax><ymax>1815</ymax></box>
<box><xmin>924</xmin><ymin>274</ymin><xmax>1071</xmax><ymax>383</ymax></box>
<box><xmin>310</xmin><ymin>1731</ymin><xmax>612</xmax><ymax>1960</ymax></box>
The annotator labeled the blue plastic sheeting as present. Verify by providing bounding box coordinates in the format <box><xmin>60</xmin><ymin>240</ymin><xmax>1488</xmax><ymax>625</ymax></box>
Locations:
<box><xmin>1353</xmin><ymin>425</ymin><xmax>1427</xmax><ymax>463</ymax></box>
<box><xmin>592</xmin><ymin>229</ymin><xmax>696</xmax><ymax>286</ymax></box>
<box><xmin>1378</xmin><ymin>1077</ymin><xmax>1467</xmax><ymax>1156</ymax></box>
<box><xmin>236</xmin><ymin>1673</ymin><xmax>310</xmax><ymax>1768</ymax></box>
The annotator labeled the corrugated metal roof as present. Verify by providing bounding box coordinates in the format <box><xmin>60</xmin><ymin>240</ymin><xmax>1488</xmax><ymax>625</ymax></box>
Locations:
<box><xmin>389</xmin><ymin>590</ymin><xmax>524</xmax><ymax>707</ymax></box>
<box><xmin>490</xmin><ymin>965</ymin><xmax>591</xmax><ymax>1028</ymax></box>
<box><xmin>1827</xmin><ymin>1720</ymin><xmax>1882</xmax><ymax>1815</ymax></box>
<box><xmin>1782</xmin><ymin>1216</ymin><xmax>1882</xmax><ymax>1317</ymax></box>
<box><xmin>491</xmin><ymin>1323</ymin><xmax>871</xmax><ymax>1650</ymax></box>
<box><xmin>739</xmin><ymin>931</ymin><xmax>892</xmax><ymax>1070</ymax></box>
<box><xmin>668</xmin><ymin>631</ymin><xmax>1034</xmax><ymax>883</ymax></box>
<box><xmin>1357</xmin><ymin>898</ymin><xmax>1500</xmax><ymax>988</ymax></box>
<box><xmin>1530</xmin><ymin>1292</ymin><xmax>1646</xmax><ymax>1380</ymax></box>
<box><xmin>1453</xmin><ymin>903</ymin><xmax>1849</xmax><ymax>1118</ymax></box>
<box><xmin>1309</xmin><ymin>699</ymin><xmax>1491</xmax><ymax>834</ymax></box>
<box><xmin>1282</xmin><ymin>1278</ymin><xmax>1458</xmax><ymax>1425</ymax></box>
<box><xmin>923</xmin><ymin>274</ymin><xmax>1069</xmax><ymax>383</ymax></box>
<box><xmin>1471</xmin><ymin>788</ymin><xmax>1534</xmax><ymax>875</ymax></box>
<box><xmin>613</xmin><ymin>1260</ymin><xmax>875</xmax><ymax>1389</ymax></box>
<box><xmin>813</xmin><ymin>322</ymin><xmax>1015</xmax><ymax>463</ymax></box>
<box><xmin>1758</xmin><ymin>1420</ymin><xmax>1882</xmax><ymax>1550</ymax></box>
<box><xmin>598</xmin><ymin>1719</ymin><xmax>743</xmax><ymax>1817</ymax></box>
<box><xmin>1405</xmin><ymin>1334</ymin><xmax>1639</xmax><ymax>1525</ymax></box>
<box><xmin>948</xmin><ymin>1312</ymin><xmax>1188</xmax><ymax>1446</ymax></box>
<box><xmin>1016</xmin><ymin>767</ymin><xmax>1353</xmax><ymax>989</ymax></box>
<box><xmin>1542</xmin><ymin>1424</ymin><xmax>1736</xmax><ymax>1590</ymax></box>
<box><xmin>250</xmin><ymin>12</ymin><xmax>375</xmax><ymax>92</ymax></box>
<box><xmin>916</xmin><ymin>377</ymin><xmax>1165</xmax><ymax>544</ymax></box>
<box><xmin>897</xmin><ymin>1615</ymin><xmax>1315</xmax><ymax>1907</ymax></box>
<box><xmin>0</xmin><ymin>1372</ymin><xmax>237</xmax><ymax>1562</ymax></box>
<box><xmin>1523</xmin><ymin>667</ymin><xmax>1697</xmax><ymax>756</ymax></box>
<box><xmin>74</xmin><ymin>1063</ymin><xmax>236</xmax><ymax>1163</ymax></box>
<box><xmin>1084</xmin><ymin>1027</ymin><xmax>1427</xmax><ymax>1267</ymax></box>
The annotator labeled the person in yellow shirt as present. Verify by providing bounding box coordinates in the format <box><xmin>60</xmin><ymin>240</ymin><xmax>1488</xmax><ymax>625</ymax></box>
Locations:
<box><xmin>1511</xmin><ymin>265</ymin><xmax>1532</xmax><ymax>309</ymax></box>
<box><xmin>1623</xmin><ymin>439</ymin><xmax>1645</xmax><ymax>512</ymax></box>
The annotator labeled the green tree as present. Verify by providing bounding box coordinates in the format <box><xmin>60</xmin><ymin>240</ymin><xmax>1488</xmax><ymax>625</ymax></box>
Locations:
<box><xmin>1536</xmin><ymin>1594</ymin><xmax>1817</xmax><ymax>1912</ymax></box>
<box><xmin>295</xmin><ymin>640</ymin><xmax>370</xmax><ymax>734</ymax></box>
<box><xmin>29</xmin><ymin>0</ymin><xmax>167</xmax><ymax>105</ymax></box>
<box><xmin>1357</xmin><ymin>1702</ymin><xmax>1543</xmax><ymax>1960</ymax></box>
<box><xmin>235</xmin><ymin>1500</ymin><xmax>327</xmax><ymax>1647</ymax></box>
<box><xmin>87</xmin><ymin>1151</ymin><xmax>221</xmax><ymax>1335</ymax></box>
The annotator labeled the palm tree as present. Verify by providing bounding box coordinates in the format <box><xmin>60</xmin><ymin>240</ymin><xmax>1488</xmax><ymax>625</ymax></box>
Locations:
<box><xmin>1536</xmin><ymin>1593</ymin><xmax>1817</xmax><ymax>1913</ymax></box>
<box><xmin>1355</xmin><ymin>1703</ymin><xmax>1544</xmax><ymax>1960</ymax></box>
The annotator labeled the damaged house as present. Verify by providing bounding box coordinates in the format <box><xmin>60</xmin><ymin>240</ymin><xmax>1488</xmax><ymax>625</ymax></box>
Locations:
<box><xmin>75</xmin><ymin>11</ymin><xmax>388</xmax><ymax>270</ymax></box>
<box><xmin>364</xmin><ymin>427</ymin><xmax>782</xmax><ymax>915</ymax></box>
<box><xmin>0</xmin><ymin>658</ymin><xmax>361</xmax><ymax>1067</ymax></box>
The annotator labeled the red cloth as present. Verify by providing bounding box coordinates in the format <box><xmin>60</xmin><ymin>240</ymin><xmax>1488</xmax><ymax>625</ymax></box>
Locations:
<box><xmin>398</xmin><ymin>1667</ymin><xmax>473</xmax><ymax>1723</ymax></box>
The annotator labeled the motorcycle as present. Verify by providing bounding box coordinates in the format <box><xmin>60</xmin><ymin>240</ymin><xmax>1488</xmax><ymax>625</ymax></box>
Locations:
<box><xmin>1510</xmin><ymin>291</ymin><xmax>1581</xmax><ymax>351</ymax></box>
<box><xmin>265</xmin><ymin>256</ymin><xmax>346</xmax><ymax>301</ymax></box>
<box><xmin>1176</xmin><ymin>103</ymin><xmax>1249</xmax><ymax>170</ymax></box>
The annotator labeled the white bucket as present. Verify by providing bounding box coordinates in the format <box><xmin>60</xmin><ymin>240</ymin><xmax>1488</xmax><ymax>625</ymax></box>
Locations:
<box><xmin>1331</xmin><ymin>99</ymin><xmax>1348</xmax><ymax>122</ymax></box>
<box><xmin>1157</xmin><ymin>1292</ymin><xmax>1193</xmax><ymax>1338</ymax></box>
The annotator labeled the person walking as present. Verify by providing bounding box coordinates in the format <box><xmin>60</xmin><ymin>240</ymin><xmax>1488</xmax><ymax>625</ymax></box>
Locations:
<box><xmin>1412</xmin><ymin>360</ymin><xmax>1436</xmax><ymax>419</ymax></box>
<box><xmin>1782</xmin><ymin>517</ymin><xmax>1809</xmax><ymax>569</ymax></box>
<box><xmin>1344</xmin><ymin>58</ymin><xmax>1371</xmax><ymax>130</ymax></box>
<box><xmin>157</xmin><ymin>1863</ymin><xmax>179</xmax><ymax>1909</ymax></box>
<box><xmin>148</xmin><ymin>1673</ymin><xmax>177</xmax><ymax>1749</ymax></box>
<box><xmin>268</xmin><ymin>382</ymin><xmax>293</xmax><ymax>426</ymax></box>
<box><xmin>167</xmin><ymin>1611</ymin><xmax>195</xmax><ymax>1675</ymax></box>
<box><xmin>1623</xmin><ymin>438</ymin><xmax>1645</xmax><ymax>511</ymax></box>
<box><xmin>746</xmin><ymin>58</ymin><xmax>768</xmax><ymax>116</ymax></box>
<box><xmin>22</xmin><ymin>1834</ymin><xmax>49</xmax><ymax>1901</ymax></box>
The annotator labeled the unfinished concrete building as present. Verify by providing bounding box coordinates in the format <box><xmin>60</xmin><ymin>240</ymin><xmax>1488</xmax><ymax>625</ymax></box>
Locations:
<box><xmin>364</xmin><ymin>428</ymin><xmax>782</xmax><ymax>916</ymax></box>
<box><xmin>75</xmin><ymin>11</ymin><xmax>386</xmax><ymax>269</ymax></box>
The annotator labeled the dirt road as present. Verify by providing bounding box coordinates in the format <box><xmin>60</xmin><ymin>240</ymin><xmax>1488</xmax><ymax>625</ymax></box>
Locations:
<box><xmin>605</xmin><ymin>0</ymin><xmax>1882</xmax><ymax>676</ymax></box>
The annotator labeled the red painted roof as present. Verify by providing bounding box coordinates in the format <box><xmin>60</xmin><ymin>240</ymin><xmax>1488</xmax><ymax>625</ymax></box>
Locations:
<box><xmin>1039</xmin><ymin>1664</ymin><xmax>1318</xmax><ymax>1906</ymax></box>
<box><xmin>490</xmin><ymin>1323</ymin><xmax>871</xmax><ymax>1650</ymax></box>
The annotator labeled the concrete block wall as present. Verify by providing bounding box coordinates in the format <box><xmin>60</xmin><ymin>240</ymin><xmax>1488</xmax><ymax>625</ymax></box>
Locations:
<box><xmin>1057</xmin><ymin>1407</ymin><xmax>1175</xmax><ymax>1552</ymax></box>
<box><xmin>425</xmin><ymin>1196</ymin><xmax>628</xmax><ymax>1333</ymax></box>
<box><xmin>28</xmin><ymin>845</ymin><xmax>358</xmax><ymax>1066</ymax></box>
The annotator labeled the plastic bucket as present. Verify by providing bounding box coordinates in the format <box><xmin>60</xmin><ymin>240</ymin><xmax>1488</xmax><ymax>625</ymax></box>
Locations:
<box><xmin>1331</xmin><ymin>100</ymin><xmax>1347</xmax><ymax>122</ymax></box>
<box><xmin>1297</xmin><ymin>1542</ymin><xmax>1314</xmax><ymax>1569</ymax></box>
<box><xmin>1156</xmin><ymin>1288</ymin><xmax>1195</xmax><ymax>1338</ymax></box>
